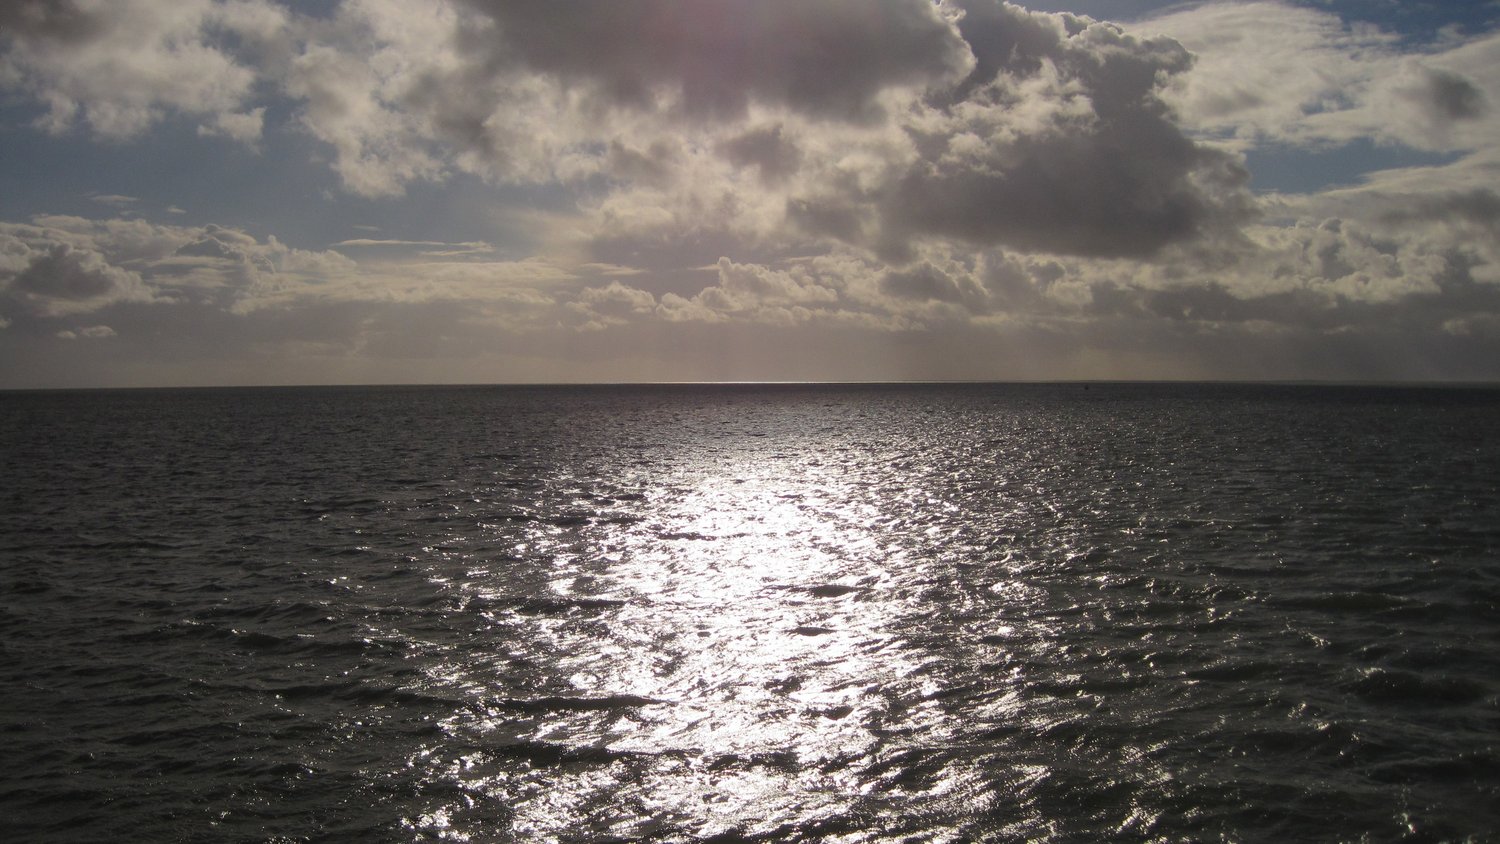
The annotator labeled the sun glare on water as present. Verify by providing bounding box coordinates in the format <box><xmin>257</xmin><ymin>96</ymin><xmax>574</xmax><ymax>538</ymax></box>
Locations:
<box><xmin>399</xmin><ymin>414</ymin><xmax>998</xmax><ymax>840</ymax></box>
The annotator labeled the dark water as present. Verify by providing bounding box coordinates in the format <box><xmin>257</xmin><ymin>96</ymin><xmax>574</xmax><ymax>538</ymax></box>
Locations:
<box><xmin>2</xmin><ymin>383</ymin><xmax>1498</xmax><ymax>842</ymax></box>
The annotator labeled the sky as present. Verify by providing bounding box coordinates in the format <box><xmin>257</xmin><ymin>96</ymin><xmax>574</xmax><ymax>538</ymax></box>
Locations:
<box><xmin>2</xmin><ymin>0</ymin><xmax>1499</xmax><ymax>387</ymax></box>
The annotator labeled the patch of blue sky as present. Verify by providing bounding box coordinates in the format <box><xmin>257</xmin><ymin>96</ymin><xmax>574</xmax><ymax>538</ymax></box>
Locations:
<box><xmin>0</xmin><ymin>100</ymin><xmax>570</xmax><ymax>253</ymax></box>
<box><xmin>1036</xmin><ymin>0</ymin><xmax>1499</xmax><ymax>35</ymax></box>
<box><xmin>1242</xmin><ymin>138</ymin><xmax>1465</xmax><ymax>194</ymax></box>
<box><xmin>1010</xmin><ymin>0</ymin><xmax>1181</xmax><ymax>21</ymax></box>
<box><xmin>0</xmin><ymin>101</ymin><xmax>332</xmax><ymax>237</ymax></box>
<box><xmin>1310</xmin><ymin>0</ymin><xmax>1499</xmax><ymax>41</ymax></box>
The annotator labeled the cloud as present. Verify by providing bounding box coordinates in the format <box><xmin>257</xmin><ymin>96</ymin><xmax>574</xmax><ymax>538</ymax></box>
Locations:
<box><xmin>553</xmin><ymin>1</ymin><xmax>1255</xmax><ymax>261</ymax></box>
<box><xmin>13</xmin><ymin>245</ymin><xmax>133</xmax><ymax>300</ymax></box>
<box><xmin>90</xmin><ymin>194</ymin><xmax>137</xmax><ymax>207</ymax></box>
<box><xmin>0</xmin><ymin>236</ymin><xmax>153</xmax><ymax>317</ymax></box>
<box><xmin>5</xmin><ymin>0</ymin><xmax>1246</xmax><ymax>262</ymax></box>
<box><xmin>1142</xmin><ymin>1</ymin><xmax>1500</xmax><ymax>153</ymax></box>
<box><xmin>0</xmin><ymin>216</ymin><xmax>359</xmax><ymax>321</ymax></box>
<box><xmin>456</xmin><ymin>0</ymin><xmax>972</xmax><ymax>121</ymax></box>
<box><xmin>3</xmin><ymin>1</ymin><xmax>1499</xmax><ymax>384</ymax></box>
<box><xmin>0</xmin><ymin>214</ymin><xmax>595</xmax><ymax>338</ymax></box>
<box><xmin>1376</xmin><ymin>188</ymin><xmax>1500</xmax><ymax>232</ymax></box>
<box><xmin>0</xmin><ymin>0</ymin><xmax>280</xmax><ymax>141</ymax></box>
<box><xmin>569</xmin><ymin>280</ymin><xmax>658</xmax><ymax>330</ymax></box>
<box><xmin>1402</xmin><ymin>68</ymin><xmax>1486</xmax><ymax>123</ymax></box>
<box><xmin>1</xmin><ymin>1</ymin><xmax>1257</xmax><ymax>261</ymax></box>
<box><xmin>201</xmin><ymin>106</ymin><xmax>266</xmax><ymax>143</ymax></box>
<box><xmin>4</xmin><ymin>0</ymin><xmax>1489</xmax><ymax>266</ymax></box>
<box><xmin>615</xmin><ymin>7</ymin><xmax>1253</xmax><ymax>267</ymax></box>
<box><xmin>56</xmin><ymin>324</ymin><xmax>115</xmax><ymax>339</ymax></box>
<box><xmin>652</xmin><ymin>256</ymin><xmax>845</xmax><ymax>326</ymax></box>
<box><xmin>333</xmin><ymin>238</ymin><xmax>492</xmax><ymax>251</ymax></box>
<box><xmin>637</xmin><ymin>253</ymin><xmax>934</xmax><ymax>330</ymax></box>
<box><xmin>1263</xmin><ymin>149</ymin><xmax>1500</xmax><ymax>287</ymax></box>
<box><xmin>880</xmin><ymin>262</ymin><xmax>970</xmax><ymax>304</ymax></box>
<box><xmin>0</xmin><ymin>2</ymin><xmax>106</xmax><ymax>43</ymax></box>
<box><xmin>718</xmin><ymin>124</ymin><xmax>802</xmax><ymax>185</ymax></box>
<box><xmin>281</xmin><ymin>13</ymin><xmax>449</xmax><ymax>197</ymax></box>
<box><xmin>870</xmin><ymin>2</ymin><xmax>1256</xmax><ymax>259</ymax></box>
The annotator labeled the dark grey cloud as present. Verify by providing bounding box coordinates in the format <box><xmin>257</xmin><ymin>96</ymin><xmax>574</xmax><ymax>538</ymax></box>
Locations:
<box><xmin>458</xmin><ymin>0</ymin><xmax>971</xmax><ymax>121</ymax></box>
<box><xmin>1376</xmin><ymin>188</ymin><xmax>1500</xmax><ymax>230</ymax></box>
<box><xmin>868</xmin><ymin>2</ymin><xmax>1253</xmax><ymax>259</ymax></box>
<box><xmin>0</xmin><ymin>234</ymin><xmax>150</xmax><ymax>327</ymax></box>
<box><xmin>1077</xmin><ymin>247</ymin><xmax>1500</xmax><ymax>339</ymax></box>
<box><xmin>719</xmin><ymin>124</ymin><xmax>801</xmax><ymax>184</ymax></box>
<box><xmin>1402</xmin><ymin>68</ymin><xmax>1486</xmax><ymax>122</ymax></box>
<box><xmin>175</xmin><ymin>237</ymin><xmax>243</xmax><ymax>261</ymax></box>
<box><xmin>605</xmin><ymin>140</ymin><xmax>680</xmax><ymax>188</ymax></box>
<box><xmin>940</xmin><ymin>0</ymin><xmax>1086</xmax><ymax>102</ymax></box>
<box><xmin>1140</xmin><ymin>283</ymin><xmax>1331</xmax><ymax>327</ymax></box>
<box><xmin>170</xmin><ymin>225</ymin><xmax>277</xmax><ymax>285</ymax></box>
<box><xmin>786</xmin><ymin>197</ymin><xmax>867</xmax><ymax>245</ymax></box>
<box><xmin>0</xmin><ymin>0</ymin><xmax>103</xmax><ymax>44</ymax></box>
<box><xmin>886</xmin><ymin>129</ymin><xmax>1244</xmax><ymax>259</ymax></box>
<box><xmin>880</xmin><ymin>262</ymin><xmax>965</xmax><ymax>303</ymax></box>
<box><xmin>981</xmin><ymin>252</ymin><xmax>1061</xmax><ymax>307</ymax></box>
<box><xmin>57</xmin><ymin>324</ymin><xmax>115</xmax><ymax>339</ymax></box>
<box><xmin>11</xmin><ymin>243</ymin><xmax>134</xmax><ymax>301</ymax></box>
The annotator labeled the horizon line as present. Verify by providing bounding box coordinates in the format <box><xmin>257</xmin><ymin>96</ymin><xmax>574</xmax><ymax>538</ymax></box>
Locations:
<box><xmin>6</xmin><ymin>378</ymin><xmax>1500</xmax><ymax>393</ymax></box>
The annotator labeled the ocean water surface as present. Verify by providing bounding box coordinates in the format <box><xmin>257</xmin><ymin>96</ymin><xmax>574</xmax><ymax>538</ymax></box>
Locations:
<box><xmin>2</xmin><ymin>383</ymin><xmax>1498</xmax><ymax>841</ymax></box>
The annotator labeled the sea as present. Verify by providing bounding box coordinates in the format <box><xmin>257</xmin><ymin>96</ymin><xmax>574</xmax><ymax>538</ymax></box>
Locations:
<box><xmin>2</xmin><ymin>382</ymin><xmax>1497</xmax><ymax>842</ymax></box>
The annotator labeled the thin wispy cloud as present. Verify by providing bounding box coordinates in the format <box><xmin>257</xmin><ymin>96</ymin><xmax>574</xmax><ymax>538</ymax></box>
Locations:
<box><xmin>334</xmin><ymin>239</ymin><xmax>492</xmax><ymax>249</ymax></box>
<box><xmin>90</xmin><ymin>194</ymin><xmax>137</xmax><ymax>207</ymax></box>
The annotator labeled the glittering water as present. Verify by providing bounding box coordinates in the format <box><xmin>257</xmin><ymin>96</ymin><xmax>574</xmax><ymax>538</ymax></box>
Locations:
<box><xmin>2</xmin><ymin>383</ymin><xmax>1498</xmax><ymax>842</ymax></box>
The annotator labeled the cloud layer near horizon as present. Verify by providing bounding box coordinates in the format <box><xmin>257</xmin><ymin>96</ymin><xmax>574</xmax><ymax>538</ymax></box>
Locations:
<box><xmin>2</xmin><ymin>0</ymin><xmax>1499</xmax><ymax>385</ymax></box>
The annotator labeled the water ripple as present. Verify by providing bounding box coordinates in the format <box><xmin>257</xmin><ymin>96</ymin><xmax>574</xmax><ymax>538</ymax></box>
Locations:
<box><xmin>2</xmin><ymin>383</ymin><xmax>1498</xmax><ymax>841</ymax></box>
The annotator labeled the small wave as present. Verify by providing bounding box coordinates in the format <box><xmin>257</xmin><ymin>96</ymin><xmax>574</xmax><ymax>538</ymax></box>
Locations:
<box><xmin>308</xmin><ymin>495</ymin><xmax>384</xmax><ymax>510</ymax></box>
<box><xmin>225</xmin><ymin>628</ymin><xmax>289</xmax><ymax>650</ymax></box>
<box><xmin>5</xmin><ymin>578</ymin><xmax>52</xmax><ymax>595</ymax></box>
<box><xmin>467</xmin><ymin>595</ymin><xmax>628</xmax><ymax>616</ymax></box>
<box><xmin>522</xmin><ymin>511</ymin><xmax>646</xmax><ymax>527</ymax></box>
<box><xmin>704</xmin><ymin>749</ymin><xmax>801</xmax><ymax>772</ymax></box>
<box><xmin>1275</xmin><ymin>591</ymin><xmax>1412</xmax><ymax>612</ymax></box>
<box><xmin>117</xmin><ymin>619</ymin><xmax>408</xmax><ymax>661</ymax></box>
<box><xmin>1369</xmin><ymin>752</ymin><xmax>1500</xmax><ymax>783</ymax></box>
<box><xmin>487</xmin><ymin>694</ymin><xmax>663</xmax><ymax>714</ymax></box>
<box><xmin>183</xmin><ymin>597</ymin><xmax>335</xmax><ymax>626</ymax></box>
<box><xmin>804</xmin><ymin>584</ymin><xmax>862</xmax><ymax>598</ymax></box>
<box><xmin>658</xmin><ymin>530</ymin><xmax>715</xmax><ymax>541</ymax></box>
<box><xmin>791</xmin><ymin>625</ymin><xmax>835</xmax><ymax>636</ymax></box>
<box><xmin>1346</xmin><ymin>668</ymin><xmax>1489</xmax><ymax>706</ymax></box>
<box><xmin>488</xmin><ymin>739</ymin><xmax>670</xmax><ymax>767</ymax></box>
<box><xmin>470</xmin><ymin>452</ymin><xmax>522</xmax><ymax>461</ymax></box>
<box><xmin>51</xmin><ymin>538</ymin><xmax>187</xmax><ymax>552</ymax></box>
<box><xmin>1186</xmin><ymin>660</ymin><xmax>1282</xmax><ymax>682</ymax></box>
<box><xmin>230</xmin><ymin>677</ymin><xmax>458</xmax><ymax>708</ymax></box>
